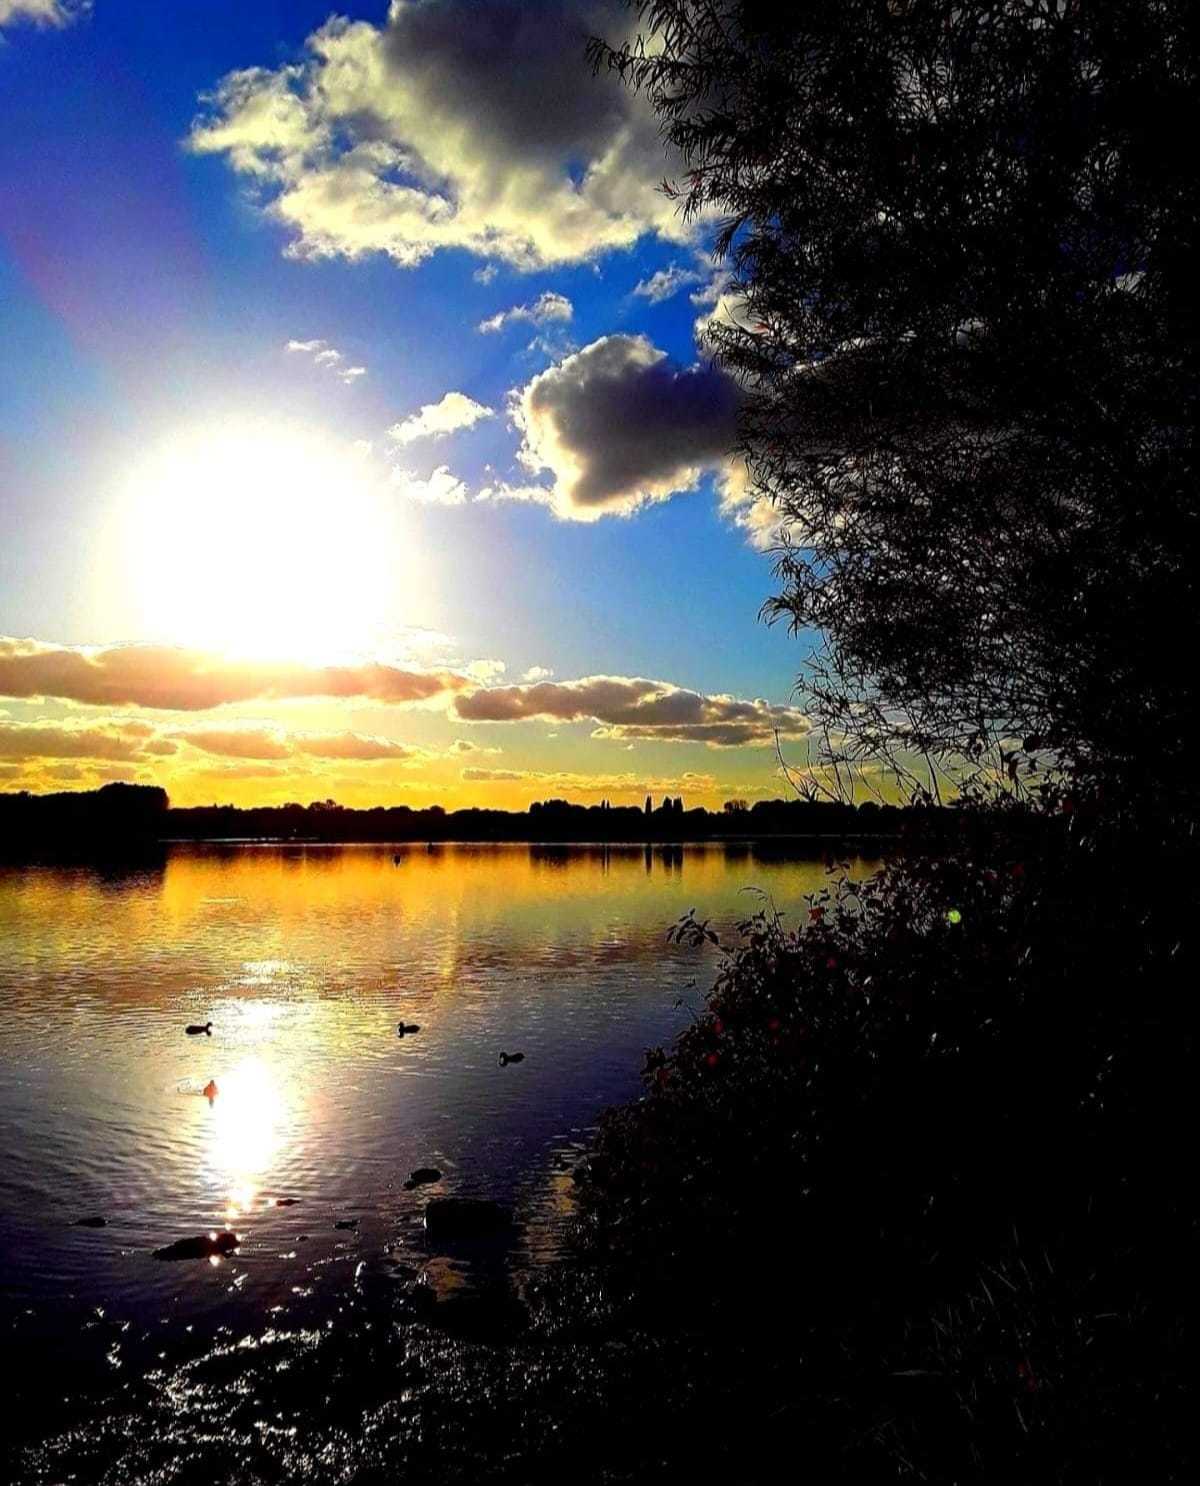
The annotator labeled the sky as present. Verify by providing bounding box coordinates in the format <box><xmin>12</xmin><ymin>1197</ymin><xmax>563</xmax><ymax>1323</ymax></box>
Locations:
<box><xmin>0</xmin><ymin>0</ymin><xmax>815</xmax><ymax>811</ymax></box>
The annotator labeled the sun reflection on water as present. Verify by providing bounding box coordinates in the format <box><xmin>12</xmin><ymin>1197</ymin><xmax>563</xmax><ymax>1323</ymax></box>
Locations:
<box><xmin>205</xmin><ymin>1055</ymin><xmax>289</xmax><ymax>1218</ymax></box>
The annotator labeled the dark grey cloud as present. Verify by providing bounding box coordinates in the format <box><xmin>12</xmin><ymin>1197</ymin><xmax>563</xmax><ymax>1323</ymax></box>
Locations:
<box><xmin>512</xmin><ymin>334</ymin><xmax>742</xmax><ymax>518</ymax></box>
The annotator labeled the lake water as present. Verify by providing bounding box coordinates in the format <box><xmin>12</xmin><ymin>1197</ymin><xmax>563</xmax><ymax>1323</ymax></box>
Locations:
<box><xmin>0</xmin><ymin>841</ymin><xmax>881</xmax><ymax>1471</ymax></box>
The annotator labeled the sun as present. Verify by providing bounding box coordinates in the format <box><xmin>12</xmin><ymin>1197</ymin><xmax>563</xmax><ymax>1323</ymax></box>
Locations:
<box><xmin>110</xmin><ymin>420</ymin><xmax>408</xmax><ymax>662</ymax></box>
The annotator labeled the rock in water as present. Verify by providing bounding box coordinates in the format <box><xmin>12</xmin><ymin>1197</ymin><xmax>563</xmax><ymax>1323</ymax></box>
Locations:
<box><xmin>403</xmin><ymin>1167</ymin><xmax>442</xmax><ymax>1190</ymax></box>
<box><xmin>74</xmin><ymin>1215</ymin><xmax>107</xmax><ymax>1228</ymax></box>
<box><xmin>153</xmin><ymin>1231</ymin><xmax>239</xmax><ymax>1261</ymax></box>
<box><xmin>424</xmin><ymin>1198</ymin><xmax>511</xmax><ymax>1240</ymax></box>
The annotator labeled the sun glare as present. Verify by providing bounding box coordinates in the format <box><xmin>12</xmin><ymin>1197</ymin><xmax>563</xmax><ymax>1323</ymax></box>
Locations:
<box><xmin>206</xmin><ymin>1055</ymin><xmax>287</xmax><ymax>1211</ymax></box>
<box><xmin>112</xmin><ymin>423</ymin><xmax>406</xmax><ymax>661</ymax></box>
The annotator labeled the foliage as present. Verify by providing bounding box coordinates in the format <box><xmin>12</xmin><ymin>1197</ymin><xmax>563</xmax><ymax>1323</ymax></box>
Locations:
<box><xmin>573</xmin><ymin>808</ymin><xmax>1196</xmax><ymax>1477</ymax></box>
<box><xmin>593</xmin><ymin>2</ymin><xmax>1199</xmax><ymax>808</ymax></box>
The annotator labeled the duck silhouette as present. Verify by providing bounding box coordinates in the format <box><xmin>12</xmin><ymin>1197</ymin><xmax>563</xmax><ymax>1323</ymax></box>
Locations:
<box><xmin>498</xmin><ymin>1051</ymin><xmax>525</xmax><ymax>1066</ymax></box>
<box><xmin>185</xmin><ymin>1022</ymin><xmax>212</xmax><ymax>1036</ymax></box>
<box><xmin>397</xmin><ymin>1022</ymin><xmax>421</xmax><ymax>1037</ymax></box>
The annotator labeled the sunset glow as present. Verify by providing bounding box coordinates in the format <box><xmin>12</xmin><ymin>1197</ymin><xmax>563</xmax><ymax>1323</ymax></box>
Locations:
<box><xmin>3</xmin><ymin>2</ymin><xmax>1191</xmax><ymax>1477</ymax></box>
<box><xmin>110</xmin><ymin>425</ymin><xmax>402</xmax><ymax>662</ymax></box>
<box><xmin>0</xmin><ymin>0</ymin><xmax>804</xmax><ymax>811</ymax></box>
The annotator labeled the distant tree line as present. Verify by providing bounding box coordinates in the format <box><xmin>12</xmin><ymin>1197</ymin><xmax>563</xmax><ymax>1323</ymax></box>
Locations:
<box><xmin>165</xmin><ymin>792</ymin><xmax>923</xmax><ymax>844</ymax></box>
<box><xmin>0</xmin><ymin>783</ymin><xmax>169</xmax><ymax>857</ymax></box>
<box><xmin>0</xmin><ymin>782</ymin><xmax>972</xmax><ymax>855</ymax></box>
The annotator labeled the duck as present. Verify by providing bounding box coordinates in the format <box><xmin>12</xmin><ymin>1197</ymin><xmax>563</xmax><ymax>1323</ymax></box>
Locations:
<box><xmin>397</xmin><ymin>1022</ymin><xmax>421</xmax><ymax>1037</ymax></box>
<box><xmin>498</xmin><ymin>1051</ymin><xmax>525</xmax><ymax>1067</ymax></box>
<box><xmin>202</xmin><ymin>1079</ymin><xmax>219</xmax><ymax>1101</ymax></box>
<box><xmin>185</xmin><ymin>1022</ymin><xmax>213</xmax><ymax>1036</ymax></box>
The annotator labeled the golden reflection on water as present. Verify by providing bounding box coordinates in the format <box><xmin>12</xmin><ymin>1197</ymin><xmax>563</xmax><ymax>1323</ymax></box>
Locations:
<box><xmin>205</xmin><ymin>1055</ymin><xmax>289</xmax><ymax>1219</ymax></box>
<box><xmin>1</xmin><ymin>842</ymin><xmax>885</xmax><ymax>1296</ymax></box>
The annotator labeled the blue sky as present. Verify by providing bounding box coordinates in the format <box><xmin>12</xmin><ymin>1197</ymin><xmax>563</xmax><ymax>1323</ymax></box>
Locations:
<box><xmin>0</xmin><ymin>1</ymin><xmax>815</xmax><ymax>808</ymax></box>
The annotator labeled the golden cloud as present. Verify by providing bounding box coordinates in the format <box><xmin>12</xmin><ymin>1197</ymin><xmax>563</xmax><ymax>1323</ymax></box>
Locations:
<box><xmin>455</xmin><ymin>674</ymin><xmax>811</xmax><ymax>747</ymax></box>
<box><xmin>0</xmin><ymin>638</ymin><xmax>469</xmax><ymax>711</ymax></box>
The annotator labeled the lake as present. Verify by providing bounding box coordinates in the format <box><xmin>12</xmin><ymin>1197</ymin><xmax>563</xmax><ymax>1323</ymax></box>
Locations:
<box><xmin>0</xmin><ymin>841</ymin><xmax>881</xmax><ymax>1471</ymax></box>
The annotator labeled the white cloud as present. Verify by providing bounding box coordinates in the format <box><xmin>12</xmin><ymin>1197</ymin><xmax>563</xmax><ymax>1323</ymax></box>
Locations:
<box><xmin>632</xmin><ymin>263</ymin><xmax>704</xmax><ymax>303</ymax></box>
<box><xmin>286</xmin><ymin>338</ymin><xmax>366</xmax><ymax>385</ymax></box>
<box><xmin>393</xmin><ymin>625</ymin><xmax>458</xmax><ymax>660</ymax></box>
<box><xmin>510</xmin><ymin>333</ymin><xmax>742</xmax><ymax>520</ymax></box>
<box><xmin>391</xmin><ymin>465</ymin><xmax>470</xmax><ymax>506</ymax></box>
<box><xmin>474</xmin><ymin>264</ymin><xmax>499</xmax><ymax>285</ymax></box>
<box><xmin>188</xmin><ymin>2</ymin><xmax>692</xmax><ymax>272</ymax></box>
<box><xmin>474</xmin><ymin>481</ymin><xmax>555</xmax><ymax>507</ymax></box>
<box><xmin>478</xmin><ymin>291</ymin><xmax>573</xmax><ymax>335</ymax></box>
<box><xmin>521</xmin><ymin>665</ymin><xmax>554</xmax><ymax>682</ymax></box>
<box><xmin>692</xmin><ymin>286</ymin><xmax>753</xmax><ymax>350</ymax></box>
<box><xmin>388</xmin><ymin>391</ymin><xmax>494</xmax><ymax>446</ymax></box>
<box><xmin>0</xmin><ymin>0</ymin><xmax>84</xmax><ymax>28</ymax></box>
<box><xmin>714</xmin><ymin>458</ymin><xmax>789</xmax><ymax>552</ymax></box>
<box><xmin>465</xmin><ymin>658</ymin><xmax>507</xmax><ymax>683</ymax></box>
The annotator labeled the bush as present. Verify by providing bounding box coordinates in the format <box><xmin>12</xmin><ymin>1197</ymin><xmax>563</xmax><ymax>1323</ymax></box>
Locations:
<box><xmin>573</xmin><ymin>803</ymin><xmax>1196</xmax><ymax>1478</ymax></box>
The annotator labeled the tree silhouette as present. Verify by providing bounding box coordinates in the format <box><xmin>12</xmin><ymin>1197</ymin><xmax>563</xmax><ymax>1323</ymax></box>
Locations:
<box><xmin>594</xmin><ymin>1</ymin><xmax>1198</xmax><ymax>810</ymax></box>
